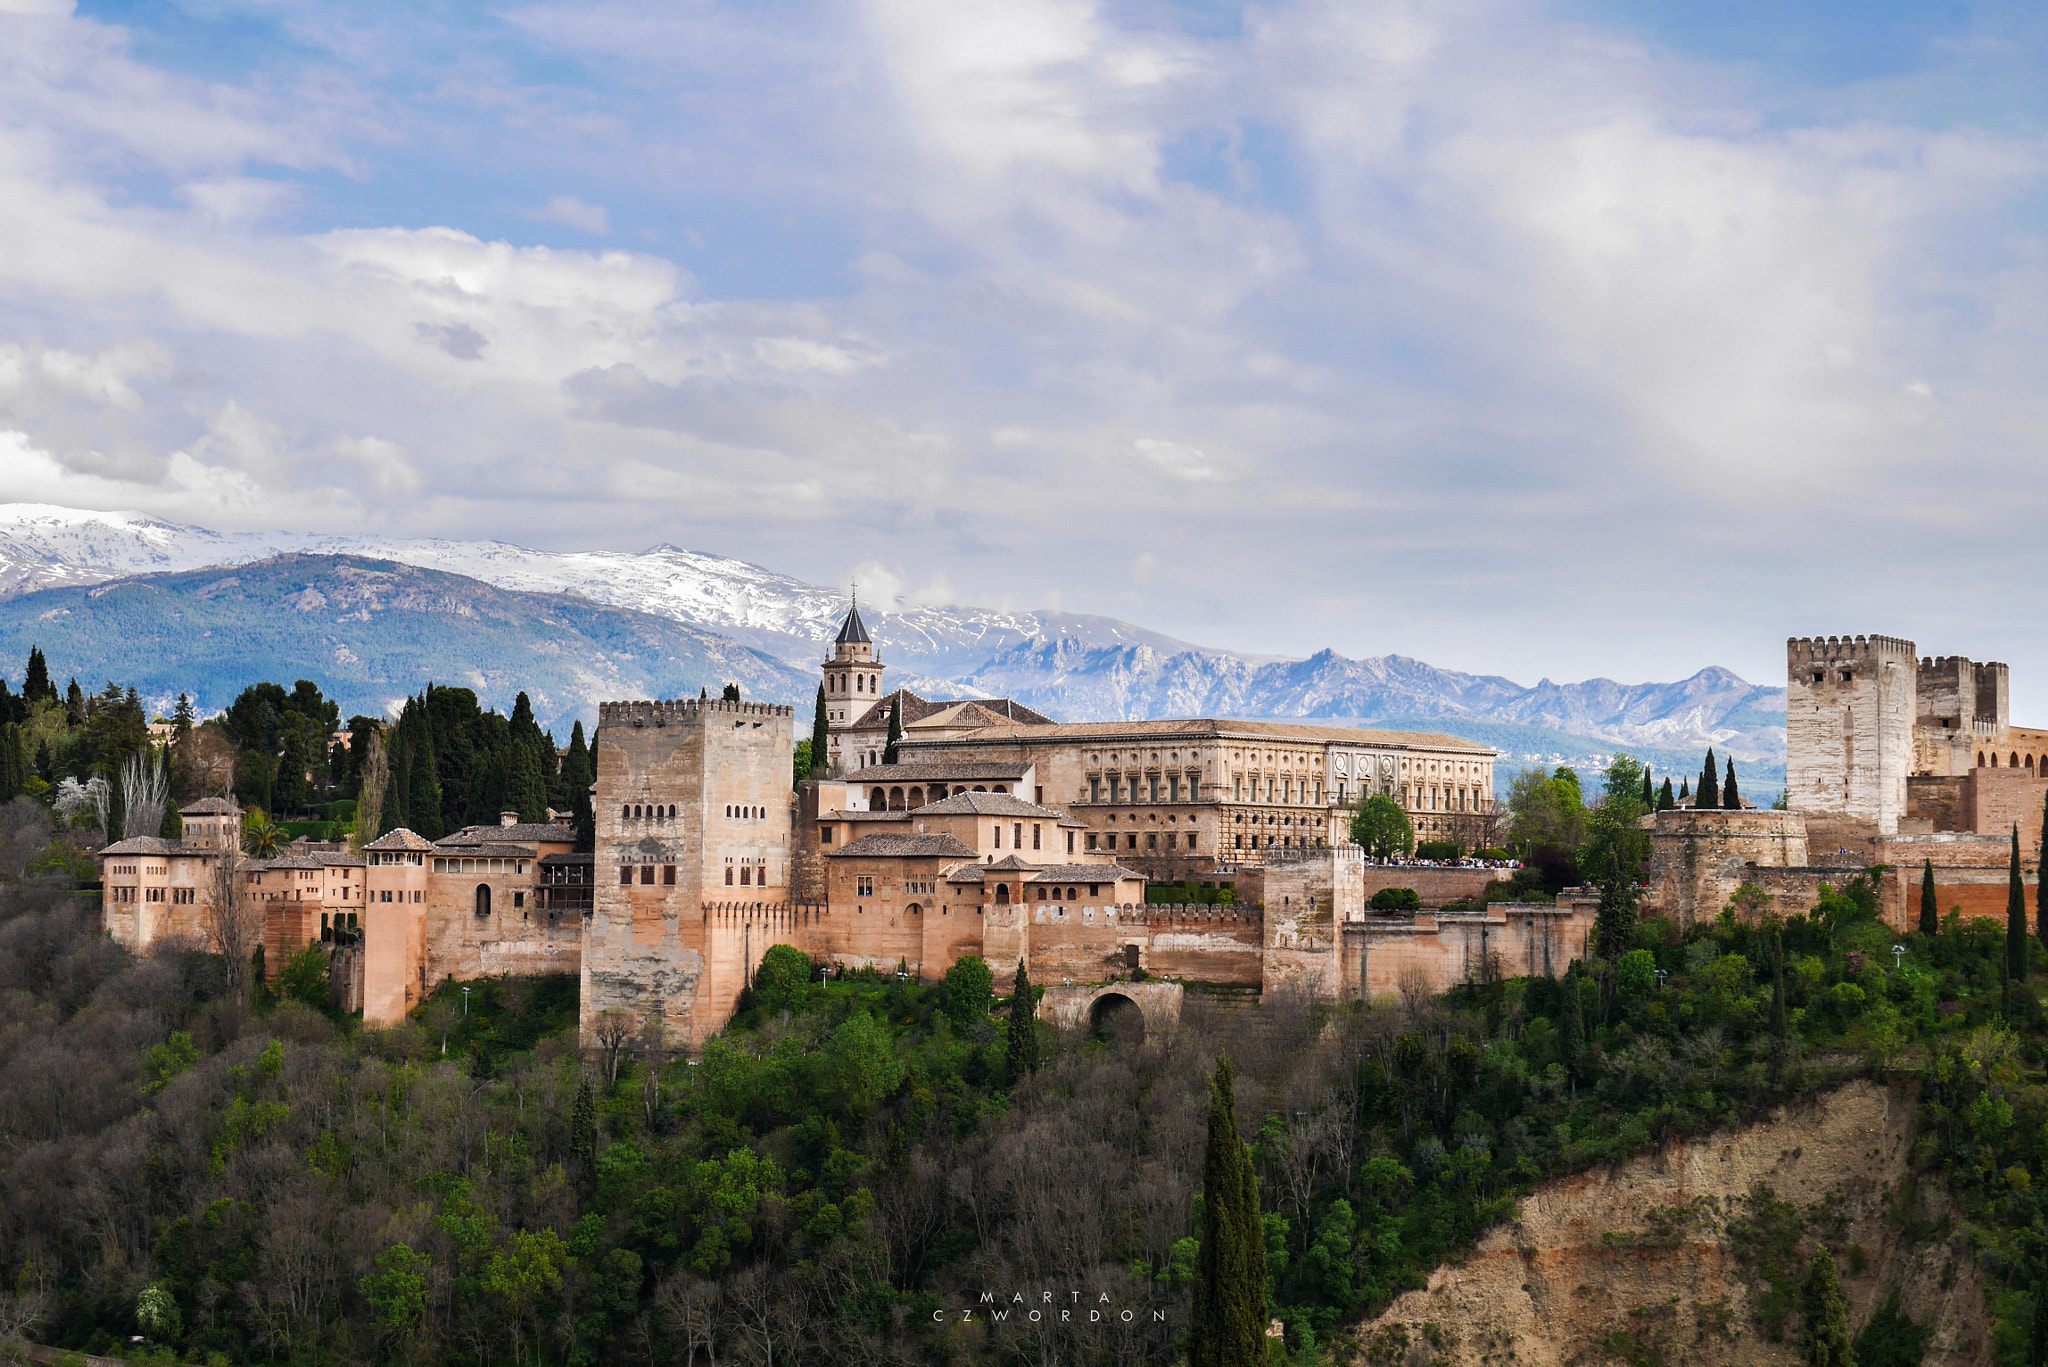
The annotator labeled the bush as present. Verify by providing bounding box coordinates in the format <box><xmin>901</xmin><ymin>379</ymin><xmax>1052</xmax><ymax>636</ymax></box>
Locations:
<box><xmin>1617</xmin><ymin>949</ymin><xmax>1657</xmax><ymax>999</ymax></box>
<box><xmin>941</xmin><ymin>955</ymin><xmax>993</xmax><ymax>1029</ymax></box>
<box><xmin>1414</xmin><ymin>840</ymin><xmax>1463</xmax><ymax>861</ymax></box>
<box><xmin>1475</xmin><ymin>848</ymin><xmax>1511</xmax><ymax>861</ymax></box>
<box><xmin>1369</xmin><ymin>887</ymin><xmax>1422</xmax><ymax>912</ymax></box>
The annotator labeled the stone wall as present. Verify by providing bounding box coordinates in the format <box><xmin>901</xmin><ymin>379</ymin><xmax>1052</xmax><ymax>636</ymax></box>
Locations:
<box><xmin>1340</xmin><ymin>898</ymin><xmax>1597</xmax><ymax>999</ymax></box>
<box><xmin>1644</xmin><ymin>808</ymin><xmax>1809</xmax><ymax>927</ymax></box>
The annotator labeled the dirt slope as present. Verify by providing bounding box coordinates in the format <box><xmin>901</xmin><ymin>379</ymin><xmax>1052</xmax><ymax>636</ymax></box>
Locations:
<box><xmin>1349</xmin><ymin>1081</ymin><xmax>1986</xmax><ymax>1365</ymax></box>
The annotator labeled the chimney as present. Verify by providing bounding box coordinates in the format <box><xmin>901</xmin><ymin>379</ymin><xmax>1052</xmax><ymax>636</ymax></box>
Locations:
<box><xmin>500</xmin><ymin>810</ymin><xmax>518</xmax><ymax>827</ymax></box>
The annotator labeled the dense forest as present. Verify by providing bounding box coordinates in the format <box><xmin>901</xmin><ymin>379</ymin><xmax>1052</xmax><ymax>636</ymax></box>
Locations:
<box><xmin>7</xmin><ymin>649</ymin><xmax>2048</xmax><ymax>1363</ymax></box>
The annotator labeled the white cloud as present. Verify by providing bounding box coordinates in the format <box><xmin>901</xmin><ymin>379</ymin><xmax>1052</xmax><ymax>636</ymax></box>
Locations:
<box><xmin>1131</xmin><ymin>436</ymin><xmax>1226</xmax><ymax>483</ymax></box>
<box><xmin>331</xmin><ymin>436</ymin><xmax>421</xmax><ymax>495</ymax></box>
<box><xmin>530</xmin><ymin>195</ymin><xmax>612</xmax><ymax>235</ymax></box>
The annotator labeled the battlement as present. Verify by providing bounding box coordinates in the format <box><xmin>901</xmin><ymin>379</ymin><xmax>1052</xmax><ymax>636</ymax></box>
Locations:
<box><xmin>1787</xmin><ymin>634</ymin><xmax>1916</xmax><ymax>661</ymax></box>
<box><xmin>598</xmin><ymin>699</ymin><xmax>796</xmax><ymax>727</ymax></box>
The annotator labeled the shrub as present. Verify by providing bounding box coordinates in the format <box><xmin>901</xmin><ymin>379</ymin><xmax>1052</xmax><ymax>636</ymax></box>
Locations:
<box><xmin>1414</xmin><ymin>840</ymin><xmax>1463</xmax><ymax>861</ymax></box>
<box><xmin>1369</xmin><ymin>887</ymin><xmax>1422</xmax><ymax>912</ymax></box>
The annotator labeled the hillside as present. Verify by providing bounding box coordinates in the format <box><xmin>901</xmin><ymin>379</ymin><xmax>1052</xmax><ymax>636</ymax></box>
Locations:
<box><xmin>0</xmin><ymin>553</ymin><xmax>816</xmax><ymax>731</ymax></box>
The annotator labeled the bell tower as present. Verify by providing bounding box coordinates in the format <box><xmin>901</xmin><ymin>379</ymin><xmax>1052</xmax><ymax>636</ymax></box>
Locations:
<box><xmin>821</xmin><ymin>597</ymin><xmax>886</xmax><ymax>766</ymax></box>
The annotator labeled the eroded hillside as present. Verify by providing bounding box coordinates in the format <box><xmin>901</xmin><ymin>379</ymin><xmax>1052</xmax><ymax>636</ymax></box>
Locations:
<box><xmin>1350</xmin><ymin>1080</ymin><xmax>1983</xmax><ymax>1366</ymax></box>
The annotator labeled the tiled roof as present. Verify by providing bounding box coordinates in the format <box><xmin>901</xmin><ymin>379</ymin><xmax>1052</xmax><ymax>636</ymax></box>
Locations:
<box><xmin>948</xmin><ymin>860</ymin><xmax>1145</xmax><ymax>883</ymax></box>
<box><xmin>179</xmin><ymin>797</ymin><xmax>238</xmax><ymax>815</ymax></box>
<box><xmin>836</xmin><ymin>602</ymin><xmax>872</xmax><ymax>645</ymax></box>
<box><xmin>842</xmin><ymin>760</ymin><xmax>1031</xmax><ymax>782</ymax></box>
<box><xmin>840</xmin><ymin>689</ymin><xmax>1054</xmax><ymax>734</ymax></box>
<box><xmin>902</xmin><ymin>717</ymin><xmax>1496</xmax><ymax>752</ymax></box>
<box><xmin>97</xmin><ymin>836</ymin><xmax>208</xmax><ymax>857</ymax></box>
<box><xmin>910</xmin><ymin>792</ymin><xmax>1075</xmax><ymax>820</ymax></box>
<box><xmin>365</xmin><ymin>829</ymin><xmax>435</xmax><ymax>851</ymax></box>
<box><xmin>820</xmin><ymin>809</ymin><xmax>913</xmax><ymax>822</ymax></box>
<box><xmin>540</xmin><ymin>852</ymin><xmax>595</xmax><ymax>866</ymax></box>
<box><xmin>440</xmin><ymin>822</ymin><xmax>577</xmax><ymax>845</ymax></box>
<box><xmin>829</xmin><ymin>833</ymin><xmax>978</xmax><ymax>859</ymax></box>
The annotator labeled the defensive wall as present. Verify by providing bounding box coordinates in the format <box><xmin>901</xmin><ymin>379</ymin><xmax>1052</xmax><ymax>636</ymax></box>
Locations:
<box><xmin>1786</xmin><ymin>635</ymin><xmax>1915</xmax><ymax>835</ymax></box>
<box><xmin>1342</xmin><ymin>895</ymin><xmax>1599</xmax><ymax>999</ymax></box>
<box><xmin>1644</xmin><ymin>809</ymin><xmax>1810</xmax><ymax>928</ymax></box>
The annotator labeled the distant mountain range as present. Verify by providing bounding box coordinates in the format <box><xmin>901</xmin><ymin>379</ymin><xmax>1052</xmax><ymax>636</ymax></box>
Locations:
<box><xmin>0</xmin><ymin>504</ymin><xmax>1788</xmax><ymax>790</ymax></box>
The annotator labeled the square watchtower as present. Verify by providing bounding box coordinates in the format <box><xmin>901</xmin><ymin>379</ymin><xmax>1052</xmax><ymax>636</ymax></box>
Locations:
<box><xmin>1786</xmin><ymin>634</ymin><xmax>1915</xmax><ymax>835</ymax></box>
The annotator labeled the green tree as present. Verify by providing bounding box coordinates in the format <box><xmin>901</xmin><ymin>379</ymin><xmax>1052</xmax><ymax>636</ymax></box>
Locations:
<box><xmin>1349</xmin><ymin>794</ymin><xmax>1414</xmax><ymax>860</ymax></box>
<box><xmin>1507</xmin><ymin>767</ymin><xmax>1588</xmax><ymax>852</ymax></box>
<box><xmin>23</xmin><ymin>645</ymin><xmax>56</xmax><ymax>706</ymax></box>
<box><xmin>883</xmin><ymin>693</ymin><xmax>903</xmax><ymax>766</ymax></box>
<box><xmin>244</xmin><ymin>813</ymin><xmax>284</xmax><ymax>858</ymax></box>
<box><xmin>942</xmin><ymin>955</ymin><xmax>994</xmax><ymax>1030</ymax></box>
<box><xmin>2038</xmin><ymin>800</ymin><xmax>2048</xmax><ymax>950</ymax></box>
<box><xmin>1616</xmin><ymin>949</ymin><xmax>1656</xmax><ymax>998</ymax></box>
<box><xmin>1921</xmin><ymin>859</ymin><xmax>1939</xmax><ymax>938</ymax></box>
<box><xmin>1801</xmin><ymin>1251</ymin><xmax>1853</xmax><ymax>1367</ymax></box>
<box><xmin>1722</xmin><ymin>757</ymin><xmax>1742</xmax><ymax>809</ymax></box>
<box><xmin>1696</xmin><ymin>748</ymin><xmax>1720</xmax><ymax>810</ymax></box>
<box><xmin>1005</xmin><ymin>959</ymin><xmax>1039</xmax><ymax>1080</ymax></box>
<box><xmin>570</xmin><ymin>1081</ymin><xmax>597</xmax><ymax>1175</ymax></box>
<box><xmin>1191</xmin><ymin>1055</ymin><xmax>1267</xmax><ymax>1367</ymax></box>
<box><xmin>791</xmin><ymin>739</ymin><xmax>813</xmax><ymax>791</ymax></box>
<box><xmin>360</xmin><ymin>1244</ymin><xmax>431</xmax><ymax>1339</ymax></box>
<box><xmin>720</xmin><ymin>683</ymin><xmax>741</xmax><ymax>702</ymax></box>
<box><xmin>2010</xmin><ymin>824</ymin><xmax>2028</xmax><ymax>981</ymax></box>
<box><xmin>753</xmin><ymin>944</ymin><xmax>811</xmax><ymax>1012</ymax></box>
<box><xmin>1640</xmin><ymin>767</ymin><xmax>1654</xmax><ymax>810</ymax></box>
<box><xmin>1594</xmin><ymin>860</ymin><xmax>1639</xmax><ymax>960</ymax></box>
<box><xmin>273</xmin><ymin>728</ymin><xmax>311</xmax><ymax>815</ymax></box>
<box><xmin>1560</xmin><ymin>969</ymin><xmax>1586</xmax><ymax>1090</ymax></box>
<box><xmin>1658</xmin><ymin>777</ymin><xmax>1675</xmax><ymax>810</ymax></box>
<box><xmin>811</xmin><ymin>684</ymin><xmax>830</xmax><ymax>779</ymax></box>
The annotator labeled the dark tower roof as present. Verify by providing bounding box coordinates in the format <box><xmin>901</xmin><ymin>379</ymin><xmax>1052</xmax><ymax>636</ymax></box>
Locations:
<box><xmin>836</xmin><ymin>602</ymin><xmax>872</xmax><ymax>646</ymax></box>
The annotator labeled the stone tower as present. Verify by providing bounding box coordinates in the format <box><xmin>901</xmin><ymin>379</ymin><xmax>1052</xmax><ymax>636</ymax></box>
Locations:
<box><xmin>581</xmin><ymin>697</ymin><xmax>795</xmax><ymax>1047</ymax></box>
<box><xmin>1786</xmin><ymin>634</ymin><xmax>1915</xmax><ymax>836</ymax></box>
<box><xmin>821</xmin><ymin>599</ymin><xmax>885</xmax><ymax>771</ymax></box>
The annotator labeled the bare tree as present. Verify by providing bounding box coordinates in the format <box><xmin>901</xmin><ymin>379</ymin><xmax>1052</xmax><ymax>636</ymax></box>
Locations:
<box><xmin>204</xmin><ymin>839</ymin><xmax>261</xmax><ymax>997</ymax></box>
<box><xmin>594</xmin><ymin>1008</ymin><xmax>636</xmax><ymax>1088</ymax></box>
<box><xmin>653</xmin><ymin>1273</ymin><xmax>725</xmax><ymax>1367</ymax></box>
<box><xmin>353</xmin><ymin>728</ymin><xmax>389</xmax><ymax>853</ymax></box>
<box><xmin>120</xmin><ymin>751</ymin><xmax>168</xmax><ymax>839</ymax></box>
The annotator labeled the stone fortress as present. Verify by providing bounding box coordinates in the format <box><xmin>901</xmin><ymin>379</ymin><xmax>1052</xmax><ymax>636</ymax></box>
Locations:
<box><xmin>1643</xmin><ymin>633</ymin><xmax>2048</xmax><ymax>930</ymax></box>
<box><xmin>100</xmin><ymin>602</ymin><xmax>1609</xmax><ymax>1046</ymax></box>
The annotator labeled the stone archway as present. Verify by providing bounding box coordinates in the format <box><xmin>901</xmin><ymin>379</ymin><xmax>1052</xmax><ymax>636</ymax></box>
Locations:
<box><xmin>1087</xmin><ymin>991</ymin><xmax>1145</xmax><ymax>1043</ymax></box>
<box><xmin>1035</xmin><ymin>980</ymin><xmax>1183</xmax><ymax>1040</ymax></box>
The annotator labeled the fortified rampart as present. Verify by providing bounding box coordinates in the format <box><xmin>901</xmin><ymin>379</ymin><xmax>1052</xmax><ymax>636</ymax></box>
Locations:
<box><xmin>1342</xmin><ymin>897</ymin><xmax>1598</xmax><ymax>998</ymax></box>
<box><xmin>1786</xmin><ymin>634</ymin><xmax>1915</xmax><ymax>836</ymax></box>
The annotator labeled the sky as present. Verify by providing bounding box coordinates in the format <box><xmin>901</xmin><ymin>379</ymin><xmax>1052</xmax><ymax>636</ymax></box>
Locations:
<box><xmin>1</xmin><ymin>0</ymin><xmax>2046</xmax><ymax>704</ymax></box>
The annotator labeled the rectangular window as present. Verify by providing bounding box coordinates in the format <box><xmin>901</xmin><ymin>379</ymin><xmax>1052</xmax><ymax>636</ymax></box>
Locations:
<box><xmin>1127</xmin><ymin>833</ymin><xmax>1137</xmax><ymax>849</ymax></box>
<box><xmin>621</xmin><ymin>866</ymin><xmax>634</xmax><ymax>885</ymax></box>
<box><xmin>1149</xmin><ymin>777</ymin><xmax>1160</xmax><ymax>801</ymax></box>
<box><xmin>1090</xmin><ymin>779</ymin><xmax>1101</xmax><ymax>802</ymax></box>
<box><xmin>381</xmin><ymin>890</ymin><xmax>393</xmax><ymax>903</ymax></box>
<box><xmin>1187</xmin><ymin>833</ymin><xmax>1197</xmax><ymax>852</ymax></box>
<box><xmin>663</xmin><ymin>865</ymin><xmax>676</xmax><ymax>885</ymax></box>
<box><xmin>993</xmin><ymin>824</ymin><xmax>1002</xmax><ymax>849</ymax></box>
<box><xmin>820</xmin><ymin>825</ymin><xmax>833</xmax><ymax>844</ymax></box>
<box><xmin>1066</xmin><ymin>831</ymin><xmax>1074</xmax><ymax>854</ymax></box>
<box><xmin>1087</xmin><ymin>833</ymin><xmax>1098</xmax><ymax>850</ymax></box>
<box><xmin>1014</xmin><ymin>823</ymin><xmax>1023</xmax><ymax>848</ymax></box>
<box><xmin>513</xmin><ymin>891</ymin><xmax>525</xmax><ymax>908</ymax></box>
<box><xmin>725</xmin><ymin>867</ymin><xmax>734</xmax><ymax>885</ymax></box>
<box><xmin>740</xmin><ymin>866</ymin><xmax>751</xmax><ymax>886</ymax></box>
<box><xmin>1165</xmin><ymin>833</ymin><xmax>1176</xmax><ymax>849</ymax></box>
<box><xmin>1147</xmin><ymin>833</ymin><xmax>1158</xmax><ymax>850</ymax></box>
<box><xmin>1036</xmin><ymin>786</ymin><xmax>1044</xmax><ymax>804</ymax></box>
<box><xmin>640</xmin><ymin>865</ymin><xmax>655</xmax><ymax>885</ymax></box>
<box><xmin>1032</xmin><ymin>824</ymin><xmax>1041</xmax><ymax>850</ymax></box>
<box><xmin>1266</xmin><ymin>779</ymin><xmax>1274</xmax><ymax>802</ymax></box>
<box><xmin>857</xmin><ymin>876</ymin><xmax>873</xmax><ymax>896</ymax></box>
<box><xmin>1235</xmin><ymin>777</ymin><xmax>1243</xmax><ymax>800</ymax></box>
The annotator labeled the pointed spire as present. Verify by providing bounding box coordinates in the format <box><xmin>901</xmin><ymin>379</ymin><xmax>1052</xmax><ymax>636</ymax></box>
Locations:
<box><xmin>835</xmin><ymin>594</ymin><xmax>872</xmax><ymax>645</ymax></box>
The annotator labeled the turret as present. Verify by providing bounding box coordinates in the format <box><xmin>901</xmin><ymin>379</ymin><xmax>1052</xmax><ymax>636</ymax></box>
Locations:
<box><xmin>821</xmin><ymin>599</ymin><xmax>887</xmax><ymax>750</ymax></box>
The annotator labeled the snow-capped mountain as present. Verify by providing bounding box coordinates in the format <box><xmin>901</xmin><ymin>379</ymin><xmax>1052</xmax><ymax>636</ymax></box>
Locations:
<box><xmin>0</xmin><ymin>504</ymin><xmax>1786</xmax><ymax>765</ymax></box>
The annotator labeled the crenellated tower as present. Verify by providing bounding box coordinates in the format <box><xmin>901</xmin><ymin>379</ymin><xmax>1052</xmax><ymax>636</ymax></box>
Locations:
<box><xmin>1786</xmin><ymin>634</ymin><xmax>1916</xmax><ymax>835</ymax></box>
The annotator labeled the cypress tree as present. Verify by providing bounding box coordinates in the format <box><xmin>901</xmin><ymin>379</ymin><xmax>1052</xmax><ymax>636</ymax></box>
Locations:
<box><xmin>1658</xmin><ymin>777</ymin><xmax>1675</xmax><ymax>810</ymax></box>
<box><xmin>1916</xmin><ymin>859</ymin><xmax>1937</xmax><ymax>937</ymax></box>
<box><xmin>1678</xmin><ymin>778</ymin><xmax>1689</xmax><ymax>801</ymax></box>
<box><xmin>1770</xmin><ymin>927</ymin><xmax>1789</xmax><ymax>1049</ymax></box>
<box><xmin>1696</xmin><ymin>748</ymin><xmax>1719</xmax><ymax>810</ymax></box>
<box><xmin>0</xmin><ymin>725</ymin><xmax>17</xmax><ymax>801</ymax></box>
<box><xmin>1595</xmin><ymin>855</ymin><xmax>1637</xmax><ymax>960</ymax></box>
<box><xmin>810</xmin><ymin>685</ymin><xmax>830</xmax><ymax>779</ymax></box>
<box><xmin>64</xmin><ymin>679</ymin><xmax>84</xmax><ymax>728</ymax></box>
<box><xmin>883</xmin><ymin>693</ymin><xmax>903</xmax><ymax>766</ymax></box>
<box><xmin>2011</xmin><ymin>824</ymin><xmax>2029</xmax><ymax>982</ymax></box>
<box><xmin>405</xmin><ymin>701</ymin><xmax>442</xmax><ymax>838</ymax></box>
<box><xmin>1005</xmin><ymin>960</ymin><xmax>1039</xmax><ymax>1081</ymax></box>
<box><xmin>1191</xmin><ymin>1055</ymin><xmax>1267</xmax><ymax>1367</ymax></box>
<box><xmin>23</xmin><ymin>646</ymin><xmax>54</xmax><ymax>706</ymax></box>
<box><xmin>574</xmin><ymin>729</ymin><xmax>597</xmax><ymax>853</ymax></box>
<box><xmin>509</xmin><ymin>741</ymin><xmax>547</xmax><ymax>823</ymax></box>
<box><xmin>721</xmin><ymin>683</ymin><xmax>741</xmax><ymax>702</ymax></box>
<box><xmin>570</xmin><ymin>1080</ymin><xmax>597</xmax><ymax>1177</ymax></box>
<box><xmin>1640</xmin><ymin>768</ymin><xmax>1653</xmax><ymax>809</ymax></box>
<box><xmin>2038</xmin><ymin>798</ymin><xmax>2048</xmax><ymax>950</ymax></box>
<box><xmin>1560</xmin><ymin>969</ymin><xmax>1586</xmax><ymax>1091</ymax></box>
<box><xmin>1801</xmin><ymin>1251</ymin><xmax>1852</xmax><ymax>1367</ymax></box>
<box><xmin>1722</xmin><ymin>757</ymin><xmax>1741</xmax><ymax>809</ymax></box>
<box><xmin>381</xmin><ymin>737</ymin><xmax>410</xmax><ymax>835</ymax></box>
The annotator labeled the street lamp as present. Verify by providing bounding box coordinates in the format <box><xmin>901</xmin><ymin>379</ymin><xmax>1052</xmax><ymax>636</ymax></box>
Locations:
<box><xmin>462</xmin><ymin>985</ymin><xmax>471</xmax><ymax>1016</ymax></box>
<box><xmin>1655</xmin><ymin>969</ymin><xmax>1669</xmax><ymax>991</ymax></box>
<box><xmin>1892</xmin><ymin>944</ymin><xmax>1906</xmax><ymax>971</ymax></box>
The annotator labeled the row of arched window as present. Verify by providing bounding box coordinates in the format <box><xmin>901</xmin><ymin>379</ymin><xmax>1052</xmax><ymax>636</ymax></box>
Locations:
<box><xmin>1980</xmin><ymin>752</ymin><xmax>2039</xmax><ymax>770</ymax></box>
<box><xmin>624</xmin><ymin>803</ymin><xmax>675</xmax><ymax>821</ymax></box>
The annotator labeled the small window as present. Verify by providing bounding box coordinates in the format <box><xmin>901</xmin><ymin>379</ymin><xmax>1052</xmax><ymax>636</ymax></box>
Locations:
<box><xmin>1036</xmin><ymin>886</ymin><xmax>1047</xmax><ymax>900</ymax></box>
<box><xmin>512</xmin><ymin>891</ymin><xmax>525</xmax><ymax>908</ymax></box>
<box><xmin>724</xmin><ymin>867</ymin><xmax>734</xmax><ymax>885</ymax></box>
<box><xmin>820</xmin><ymin>826</ymin><xmax>833</xmax><ymax>844</ymax></box>
<box><xmin>621</xmin><ymin>866</ymin><xmax>634</xmax><ymax>885</ymax></box>
<box><xmin>640</xmin><ymin>865</ymin><xmax>655</xmax><ymax>885</ymax></box>
<box><xmin>1148</xmin><ymin>833</ymin><xmax>1158</xmax><ymax>850</ymax></box>
<box><xmin>1032</xmin><ymin>823</ymin><xmax>1041</xmax><ymax>850</ymax></box>
<box><xmin>740</xmin><ymin>866</ymin><xmax>751</xmax><ymax>886</ymax></box>
<box><xmin>857</xmin><ymin>876</ymin><xmax>873</xmax><ymax>897</ymax></box>
<box><xmin>663</xmin><ymin>865</ymin><xmax>676</xmax><ymax>885</ymax></box>
<box><xmin>1087</xmin><ymin>833</ymin><xmax>1098</xmax><ymax>850</ymax></box>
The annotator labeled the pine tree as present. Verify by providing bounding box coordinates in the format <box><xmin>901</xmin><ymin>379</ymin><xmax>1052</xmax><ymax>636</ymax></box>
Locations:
<box><xmin>64</xmin><ymin>679</ymin><xmax>84</xmax><ymax>728</ymax></box>
<box><xmin>23</xmin><ymin>646</ymin><xmax>55</xmax><ymax>706</ymax></box>
<box><xmin>810</xmin><ymin>685</ymin><xmax>830</xmax><ymax>780</ymax></box>
<box><xmin>883</xmin><ymin>693</ymin><xmax>903</xmax><ymax>766</ymax></box>
<box><xmin>1696</xmin><ymin>748</ymin><xmax>1719</xmax><ymax>809</ymax></box>
<box><xmin>1005</xmin><ymin>960</ymin><xmax>1039</xmax><ymax>1081</ymax></box>
<box><xmin>509</xmin><ymin>741</ymin><xmax>547</xmax><ymax>823</ymax></box>
<box><xmin>1801</xmin><ymin>1251</ymin><xmax>1852</xmax><ymax>1367</ymax></box>
<box><xmin>171</xmin><ymin>693</ymin><xmax>194</xmax><ymax>746</ymax></box>
<box><xmin>1921</xmin><ymin>859</ymin><xmax>1939</xmax><ymax>937</ymax></box>
<box><xmin>1191</xmin><ymin>1055</ymin><xmax>1267</xmax><ymax>1367</ymax></box>
<box><xmin>1658</xmin><ymin>777</ymin><xmax>1675</xmax><ymax>810</ymax></box>
<box><xmin>1722</xmin><ymin>757</ymin><xmax>1741</xmax><ymax>809</ymax></box>
<box><xmin>2010</xmin><ymin>824</ymin><xmax>2029</xmax><ymax>981</ymax></box>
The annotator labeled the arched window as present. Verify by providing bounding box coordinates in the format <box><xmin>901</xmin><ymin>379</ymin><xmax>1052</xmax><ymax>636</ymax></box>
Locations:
<box><xmin>1036</xmin><ymin>886</ymin><xmax>1047</xmax><ymax>900</ymax></box>
<box><xmin>909</xmin><ymin>786</ymin><xmax>924</xmax><ymax>807</ymax></box>
<box><xmin>668</xmin><ymin>805</ymin><xmax>676</xmax><ymax>820</ymax></box>
<box><xmin>1979</xmin><ymin>753</ymin><xmax>1987</xmax><ymax>767</ymax></box>
<box><xmin>870</xmin><ymin>787</ymin><xmax>886</xmax><ymax>809</ymax></box>
<box><xmin>995</xmin><ymin>883</ymin><xmax>1011</xmax><ymax>904</ymax></box>
<box><xmin>906</xmin><ymin>903</ymin><xmax>922</xmax><ymax>917</ymax></box>
<box><xmin>889</xmin><ymin>787</ymin><xmax>905</xmax><ymax>810</ymax></box>
<box><xmin>2014</xmin><ymin>753</ymin><xmax>2022</xmax><ymax>769</ymax></box>
<box><xmin>725</xmin><ymin>867</ymin><xmax>734</xmax><ymax>885</ymax></box>
<box><xmin>621</xmin><ymin>804</ymin><xmax>630</xmax><ymax>820</ymax></box>
<box><xmin>475</xmin><ymin>884</ymin><xmax>491</xmax><ymax>918</ymax></box>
